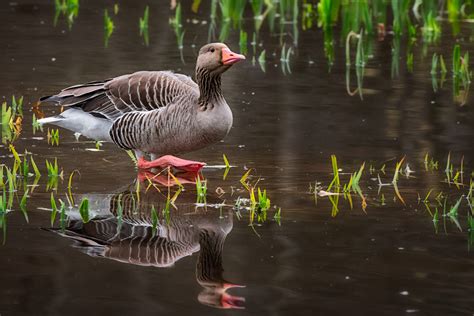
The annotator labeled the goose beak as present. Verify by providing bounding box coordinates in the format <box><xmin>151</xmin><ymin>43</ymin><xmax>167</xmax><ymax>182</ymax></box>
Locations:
<box><xmin>222</xmin><ymin>48</ymin><xmax>246</xmax><ymax>65</ymax></box>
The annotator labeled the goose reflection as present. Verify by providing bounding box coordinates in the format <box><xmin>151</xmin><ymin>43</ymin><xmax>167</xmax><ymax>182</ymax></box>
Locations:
<box><xmin>49</xmin><ymin>185</ymin><xmax>245</xmax><ymax>309</ymax></box>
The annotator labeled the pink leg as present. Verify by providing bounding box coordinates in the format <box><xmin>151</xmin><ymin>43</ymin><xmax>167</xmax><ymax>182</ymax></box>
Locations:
<box><xmin>137</xmin><ymin>155</ymin><xmax>206</xmax><ymax>173</ymax></box>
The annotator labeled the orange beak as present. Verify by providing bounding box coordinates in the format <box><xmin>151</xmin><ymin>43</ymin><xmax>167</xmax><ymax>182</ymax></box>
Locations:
<box><xmin>222</xmin><ymin>48</ymin><xmax>246</xmax><ymax>65</ymax></box>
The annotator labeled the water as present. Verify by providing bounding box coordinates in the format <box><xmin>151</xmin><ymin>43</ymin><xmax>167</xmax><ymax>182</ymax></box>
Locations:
<box><xmin>1</xmin><ymin>1</ymin><xmax>474</xmax><ymax>315</ymax></box>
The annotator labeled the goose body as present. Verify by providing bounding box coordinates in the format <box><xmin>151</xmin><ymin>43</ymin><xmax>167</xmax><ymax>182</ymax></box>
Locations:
<box><xmin>39</xmin><ymin>43</ymin><xmax>244</xmax><ymax>162</ymax></box>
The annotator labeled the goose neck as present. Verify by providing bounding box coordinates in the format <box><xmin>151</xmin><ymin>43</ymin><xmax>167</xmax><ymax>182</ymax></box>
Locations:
<box><xmin>196</xmin><ymin>68</ymin><xmax>223</xmax><ymax>108</ymax></box>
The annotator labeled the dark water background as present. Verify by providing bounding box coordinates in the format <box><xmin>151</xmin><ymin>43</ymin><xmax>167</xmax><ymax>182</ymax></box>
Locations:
<box><xmin>1</xmin><ymin>1</ymin><xmax>473</xmax><ymax>315</ymax></box>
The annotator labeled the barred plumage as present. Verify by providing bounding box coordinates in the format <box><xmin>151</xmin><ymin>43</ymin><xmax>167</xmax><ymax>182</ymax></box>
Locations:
<box><xmin>39</xmin><ymin>43</ymin><xmax>245</xmax><ymax>159</ymax></box>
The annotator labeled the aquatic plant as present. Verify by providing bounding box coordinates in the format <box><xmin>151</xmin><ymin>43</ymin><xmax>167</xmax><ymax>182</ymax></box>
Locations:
<box><xmin>226</xmin><ymin>0</ymin><xmax>246</xmax><ymax>28</ymax></box>
<box><xmin>251</xmin><ymin>0</ymin><xmax>264</xmax><ymax>30</ymax></box>
<box><xmin>392</xmin><ymin>156</ymin><xmax>405</xmax><ymax>184</ymax></box>
<box><xmin>345</xmin><ymin>162</ymin><xmax>365</xmax><ymax>193</ymax></box>
<box><xmin>104</xmin><ymin>9</ymin><xmax>114</xmax><ymax>48</ymax></box>
<box><xmin>250</xmin><ymin>187</ymin><xmax>271</xmax><ymax>223</ymax></box>
<box><xmin>20</xmin><ymin>189</ymin><xmax>29</xmax><ymax>223</ymax></box>
<box><xmin>168</xmin><ymin>172</ymin><xmax>183</xmax><ymax>204</ymax></box>
<box><xmin>257</xmin><ymin>188</ymin><xmax>271</xmax><ymax>212</ymax></box>
<box><xmin>447</xmin><ymin>196</ymin><xmax>463</xmax><ymax>231</ymax></box>
<box><xmin>424</xmin><ymin>153</ymin><xmax>439</xmax><ymax>171</ymax></box>
<box><xmin>301</xmin><ymin>0</ymin><xmax>316</xmax><ymax>31</ymax></box>
<box><xmin>448</xmin><ymin>0</ymin><xmax>461</xmax><ymax>35</ymax></box>
<box><xmin>47</xmin><ymin>128</ymin><xmax>60</xmax><ymax>146</ymax></box>
<box><xmin>248</xmin><ymin>188</ymin><xmax>257</xmax><ymax>223</ymax></box>
<box><xmin>1</xmin><ymin>102</ymin><xmax>13</xmax><ymax>128</ymax></box>
<box><xmin>54</xmin><ymin>0</ymin><xmax>79</xmax><ymax>29</ymax></box>
<box><xmin>196</xmin><ymin>176</ymin><xmax>207</xmax><ymax>204</ymax></box>
<box><xmin>162</xmin><ymin>195</ymin><xmax>171</xmax><ymax>224</ymax></box>
<box><xmin>4</xmin><ymin>166</ymin><xmax>16</xmax><ymax>197</ymax></box>
<box><xmin>251</xmin><ymin>32</ymin><xmax>257</xmax><ymax>61</ymax></box>
<box><xmin>445</xmin><ymin>152</ymin><xmax>453</xmax><ymax>184</ymax></box>
<box><xmin>448</xmin><ymin>196</ymin><xmax>463</xmax><ymax>217</ymax></box>
<box><xmin>430</xmin><ymin>52</ymin><xmax>448</xmax><ymax>92</ymax></box>
<box><xmin>345</xmin><ymin>30</ymin><xmax>365</xmax><ymax>99</ymax></box>
<box><xmin>258</xmin><ymin>49</ymin><xmax>266</xmax><ymax>72</ymax></box>
<box><xmin>59</xmin><ymin>200</ymin><xmax>67</xmax><ymax>232</ymax></box>
<box><xmin>139</xmin><ymin>6</ymin><xmax>149</xmax><ymax>46</ymax></box>
<box><xmin>218</xmin><ymin>0</ymin><xmax>247</xmax><ymax>41</ymax></box>
<box><xmin>452</xmin><ymin>44</ymin><xmax>471</xmax><ymax>105</ymax></box>
<box><xmin>30</xmin><ymin>156</ymin><xmax>41</xmax><ymax>178</ymax></box>
<box><xmin>126</xmin><ymin>150</ymin><xmax>138</xmax><ymax>165</ymax></box>
<box><xmin>32</xmin><ymin>114</ymin><xmax>43</xmax><ymax>134</ymax></box>
<box><xmin>11</xmin><ymin>96</ymin><xmax>23</xmax><ymax>118</ymax></box>
<box><xmin>67</xmin><ymin>170</ymin><xmax>79</xmax><ymax>204</ymax></box>
<box><xmin>406</xmin><ymin>51</ymin><xmax>414</xmax><ymax>73</ymax></box>
<box><xmin>317</xmin><ymin>0</ymin><xmax>337</xmax><ymax>32</ymax></box>
<box><xmin>95</xmin><ymin>141</ymin><xmax>103</xmax><ymax>150</ymax></box>
<box><xmin>392</xmin><ymin>156</ymin><xmax>406</xmax><ymax>205</ymax></box>
<box><xmin>274</xmin><ymin>207</ymin><xmax>282</xmax><ymax>225</ymax></box>
<box><xmin>50</xmin><ymin>192</ymin><xmax>58</xmax><ymax>227</ymax></box>
<box><xmin>1</xmin><ymin>102</ymin><xmax>14</xmax><ymax>144</ymax></box>
<box><xmin>340</xmin><ymin>0</ymin><xmax>373</xmax><ymax>37</ymax></box>
<box><xmin>422</xmin><ymin>11</ymin><xmax>441</xmax><ymax>42</ymax></box>
<box><xmin>280</xmin><ymin>44</ymin><xmax>293</xmax><ymax>75</ymax></box>
<box><xmin>240</xmin><ymin>169</ymin><xmax>253</xmax><ymax>191</ymax></box>
<box><xmin>45</xmin><ymin>158</ymin><xmax>62</xmax><ymax>178</ymax></box>
<box><xmin>431</xmin><ymin>53</ymin><xmax>439</xmax><ymax>75</ymax></box>
<box><xmin>208</xmin><ymin>0</ymin><xmax>218</xmax><ymax>41</ymax></box>
<box><xmin>1</xmin><ymin>97</ymin><xmax>23</xmax><ymax>144</ymax></box>
<box><xmin>79</xmin><ymin>197</ymin><xmax>90</xmax><ymax>223</ymax></box>
<box><xmin>223</xmin><ymin>154</ymin><xmax>230</xmax><ymax>180</ymax></box>
<box><xmin>423</xmin><ymin>189</ymin><xmax>434</xmax><ymax>203</ymax></box>
<box><xmin>327</xmin><ymin>155</ymin><xmax>340</xmax><ymax>191</ymax></box>
<box><xmin>317</xmin><ymin>0</ymin><xmax>336</xmax><ymax>66</ymax></box>
<box><xmin>21</xmin><ymin>154</ymin><xmax>29</xmax><ymax>179</ymax></box>
<box><xmin>169</xmin><ymin>3</ymin><xmax>185</xmax><ymax>62</ymax></box>
<box><xmin>239</xmin><ymin>30</ymin><xmax>248</xmax><ymax>55</ymax></box>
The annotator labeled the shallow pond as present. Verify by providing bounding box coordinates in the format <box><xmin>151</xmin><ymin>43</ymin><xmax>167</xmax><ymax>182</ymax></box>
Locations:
<box><xmin>1</xmin><ymin>1</ymin><xmax>474</xmax><ymax>315</ymax></box>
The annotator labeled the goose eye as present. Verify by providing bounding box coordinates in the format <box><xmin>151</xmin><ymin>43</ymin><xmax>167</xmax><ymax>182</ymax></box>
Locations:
<box><xmin>210</xmin><ymin>48</ymin><xmax>215</xmax><ymax>53</ymax></box>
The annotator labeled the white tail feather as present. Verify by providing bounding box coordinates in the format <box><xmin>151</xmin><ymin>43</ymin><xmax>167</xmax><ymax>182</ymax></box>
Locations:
<box><xmin>37</xmin><ymin>116</ymin><xmax>63</xmax><ymax>124</ymax></box>
<box><xmin>39</xmin><ymin>108</ymin><xmax>113</xmax><ymax>142</ymax></box>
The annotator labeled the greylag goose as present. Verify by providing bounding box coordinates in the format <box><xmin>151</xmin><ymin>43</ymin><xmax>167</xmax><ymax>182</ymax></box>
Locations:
<box><xmin>47</xmin><ymin>188</ymin><xmax>245</xmax><ymax>309</ymax></box>
<box><xmin>39</xmin><ymin>43</ymin><xmax>245</xmax><ymax>172</ymax></box>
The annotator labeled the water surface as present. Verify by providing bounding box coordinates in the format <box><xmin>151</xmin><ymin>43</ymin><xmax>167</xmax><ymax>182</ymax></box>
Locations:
<box><xmin>1</xmin><ymin>1</ymin><xmax>473</xmax><ymax>315</ymax></box>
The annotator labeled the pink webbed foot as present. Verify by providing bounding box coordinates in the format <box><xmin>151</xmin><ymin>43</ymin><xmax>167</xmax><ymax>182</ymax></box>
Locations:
<box><xmin>137</xmin><ymin>155</ymin><xmax>206</xmax><ymax>173</ymax></box>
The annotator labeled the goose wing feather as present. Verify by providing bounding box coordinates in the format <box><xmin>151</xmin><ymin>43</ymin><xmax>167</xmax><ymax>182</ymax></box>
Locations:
<box><xmin>41</xmin><ymin>71</ymin><xmax>199</xmax><ymax>120</ymax></box>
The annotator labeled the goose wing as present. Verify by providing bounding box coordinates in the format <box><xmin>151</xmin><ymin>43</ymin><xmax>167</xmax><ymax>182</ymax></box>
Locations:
<box><xmin>40</xmin><ymin>71</ymin><xmax>199</xmax><ymax>120</ymax></box>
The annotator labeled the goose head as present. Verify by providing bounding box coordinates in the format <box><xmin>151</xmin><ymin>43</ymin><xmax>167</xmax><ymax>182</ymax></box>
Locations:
<box><xmin>196</xmin><ymin>43</ymin><xmax>245</xmax><ymax>75</ymax></box>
